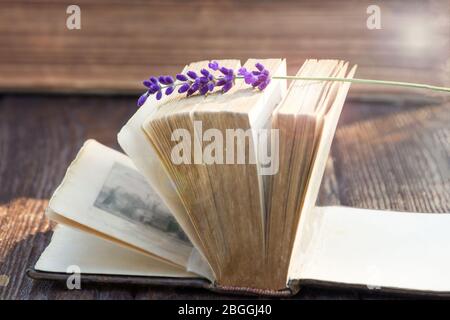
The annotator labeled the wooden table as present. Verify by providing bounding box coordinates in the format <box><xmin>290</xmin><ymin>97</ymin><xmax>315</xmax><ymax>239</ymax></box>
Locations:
<box><xmin>0</xmin><ymin>94</ymin><xmax>448</xmax><ymax>299</ymax></box>
<box><xmin>0</xmin><ymin>0</ymin><xmax>449</xmax><ymax>300</ymax></box>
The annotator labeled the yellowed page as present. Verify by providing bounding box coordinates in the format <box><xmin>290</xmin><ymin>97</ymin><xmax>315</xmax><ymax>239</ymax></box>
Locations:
<box><xmin>288</xmin><ymin>66</ymin><xmax>357</xmax><ymax>278</ymax></box>
<box><xmin>47</xmin><ymin>140</ymin><xmax>195</xmax><ymax>270</ymax></box>
<box><xmin>35</xmin><ymin>225</ymin><xmax>195</xmax><ymax>278</ymax></box>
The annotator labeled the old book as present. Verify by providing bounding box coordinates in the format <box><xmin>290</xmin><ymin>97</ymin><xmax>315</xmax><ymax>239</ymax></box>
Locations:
<box><xmin>141</xmin><ymin>58</ymin><xmax>287</xmax><ymax>288</ymax></box>
<box><xmin>30</xmin><ymin>59</ymin><xmax>450</xmax><ymax>296</ymax></box>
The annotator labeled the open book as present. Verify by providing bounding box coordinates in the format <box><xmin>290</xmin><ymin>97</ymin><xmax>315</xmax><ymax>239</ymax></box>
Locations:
<box><xmin>30</xmin><ymin>59</ymin><xmax>450</xmax><ymax>296</ymax></box>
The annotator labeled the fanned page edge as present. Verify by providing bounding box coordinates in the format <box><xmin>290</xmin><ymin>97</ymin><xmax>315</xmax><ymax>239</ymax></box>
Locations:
<box><xmin>117</xmin><ymin>61</ymin><xmax>229</xmax><ymax>278</ymax></box>
<box><xmin>141</xmin><ymin>59</ymin><xmax>287</xmax><ymax>289</ymax></box>
<box><xmin>287</xmin><ymin>65</ymin><xmax>357</xmax><ymax>280</ymax></box>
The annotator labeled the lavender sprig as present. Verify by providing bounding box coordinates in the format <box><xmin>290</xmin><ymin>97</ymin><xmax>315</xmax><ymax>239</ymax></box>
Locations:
<box><xmin>137</xmin><ymin>61</ymin><xmax>266</xmax><ymax>107</ymax></box>
<box><xmin>238</xmin><ymin>62</ymin><xmax>271</xmax><ymax>90</ymax></box>
<box><xmin>137</xmin><ymin>61</ymin><xmax>450</xmax><ymax>107</ymax></box>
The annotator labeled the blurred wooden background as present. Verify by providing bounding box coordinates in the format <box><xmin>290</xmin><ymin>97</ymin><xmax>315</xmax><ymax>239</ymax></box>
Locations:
<box><xmin>0</xmin><ymin>0</ymin><xmax>449</xmax><ymax>300</ymax></box>
<box><xmin>0</xmin><ymin>0</ymin><xmax>449</xmax><ymax>94</ymax></box>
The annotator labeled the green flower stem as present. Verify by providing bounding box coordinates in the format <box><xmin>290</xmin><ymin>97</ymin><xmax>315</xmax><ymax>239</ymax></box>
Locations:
<box><xmin>236</xmin><ymin>76</ymin><xmax>450</xmax><ymax>94</ymax></box>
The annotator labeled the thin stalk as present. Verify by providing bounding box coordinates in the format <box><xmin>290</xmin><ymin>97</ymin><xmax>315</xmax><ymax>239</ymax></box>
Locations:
<box><xmin>234</xmin><ymin>76</ymin><xmax>450</xmax><ymax>94</ymax></box>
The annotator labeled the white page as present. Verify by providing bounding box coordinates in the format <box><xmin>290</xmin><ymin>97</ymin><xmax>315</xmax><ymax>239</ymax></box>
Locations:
<box><xmin>35</xmin><ymin>225</ymin><xmax>195</xmax><ymax>278</ymax></box>
<box><xmin>296</xmin><ymin>206</ymin><xmax>450</xmax><ymax>293</ymax></box>
<box><xmin>48</xmin><ymin>140</ymin><xmax>194</xmax><ymax>268</ymax></box>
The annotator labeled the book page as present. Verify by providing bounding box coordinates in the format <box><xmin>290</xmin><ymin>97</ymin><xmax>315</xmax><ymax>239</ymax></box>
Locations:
<box><xmin>35</xmin><ymin>225</ymin><xmax>195</xmax><ymax>278</ymax></box>
<box><xmin>47</xmin><ymin>140</ymin><xmax>202</xmax><ymax>273</ymax></box>
<box><xmin>142</xmin><ymin>59</ymin><xmax>287</xmax><ymax>289</ymax></box>
<box><xmin>266</xmin><ymin>60</ymin><xmax>344</xmax><ymax>289</ymax></box>
<box><xmin>118</xmin><ymin>61</ymin><xmax>233</xmax><ymax>266</ymax></box>
<box><xmin>288</xmin><ymin>66</ymin><xmax>357</xmax><ymax>279</ymax></box>
<box><xmin>295</xmin><ymin>206</ymin><xmax>450</xmax><ymax>293</ymax></box>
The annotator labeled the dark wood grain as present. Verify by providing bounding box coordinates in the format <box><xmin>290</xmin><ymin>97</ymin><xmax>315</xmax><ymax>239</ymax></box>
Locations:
<box><xmin>0</xmin><ymin>93</ymin><xmax>448</xmax><ymax>299</ymax></box>
<box><xmin>0</xmin><ymin>0</ymin><xmax>448</xmax><ymax>95</ymax></box>
<box><xmin>328</xmin><ymin>100</ymin><xmax>450</xmax><ymax>213</ymax></box>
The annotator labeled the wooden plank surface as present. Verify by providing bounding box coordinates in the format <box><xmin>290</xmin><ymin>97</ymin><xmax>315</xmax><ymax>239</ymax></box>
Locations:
<box><xmin>0</xmin><ymin>0</ymin><xmax>449</xmax><ymax>300</ymax></box>
<box><xmin>0</xmin><ymin>94</ymin><xmax>448</xmax><ymax>299</ymax></box>
<box><xmin>0</xmin><ymin>0</ymin><xmax>448</xmax><ymax>94</ymax></box>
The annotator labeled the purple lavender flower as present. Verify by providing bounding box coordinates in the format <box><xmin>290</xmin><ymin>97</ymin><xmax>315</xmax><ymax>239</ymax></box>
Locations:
<box><xmin>187</xmin><ymin>71</ymin><xmax>198</xmax><ymax>80</ymax></box>
<box><xmin>187</xmin><ymin>79</ymin><xmax>200</xmax><ymax>97</ymax></box>
<box><xmin>200</xmin><ymin>68</ymin><xmax>210</xmax><ymax>77</ymax></box>
<box><xmin>176</xmin><ymin>74</ymin><xmax>188</xmax><ymax>81</ymax></box>
<box><xmin>237</xmin><ymin>63</ymin><xmax>271</xmax><ymax>90</ymax></box>
<box><xmin>158</xmin><ymin>76</ymin><xmax>167</xmax><ymax>84</ymax></box>
<box><xmin>191</xmin><ymin>68</ymin><xmax>218</xmax><ymax>96</ymax></box>
<box><xmin>216</xmin><ymin>78</ymin><xmax>226</xmax><ymax>86</ymax></box>
<box><xmin>148</xmin><ymin>84</ymin><xmax>159</xmax><ymax>94</ymax></box>
<box><xmin>255</xmin><ymin>62</ymin><xmax>265</xmax><ymax>72</ymax></box>
<box><xmin>208</xmin><ymin>60</ymin><xmax>219</xmax><ymax>71</ymax></box>
<box><xmin>137</xmin><ymin>92</ymin><xmax>149</xmax><ymax>107</ymax></box>
<box><xmin>222</xmin><ymin>81</ymin><xmax>233</xmax><ymax>93</ymax></box>
<box><xmin>178</xmin><ymin>83</ymin><xmax>190</xmax><ymax>93</ymax></box>
<box><xmin>211</xmin><ymin>66</ymin><xmax>235</xmax><ymax>93</ymax></box>
<box><xmin>219</xmin><ymin>67</ymin><xmax>231</xmax><ymax>76</ymax></box>
<box><xmin>249</xmin><ymin>64</ymin><xmax>271</xmax><ymax>90</ymax></box>
<box><xmin>165</xmin><ymin>86</ymin><xmax>175</xmax><ymax>95</ymax></box>
<box><xmin>238</xmin><ymin>67</ymin><xmax>258</xmax><ymax>85</ymax></box>
<box><xmin>137</xmin><ymin>61</ymin><xmax>271</xmax><ymax>107</ymax></box>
